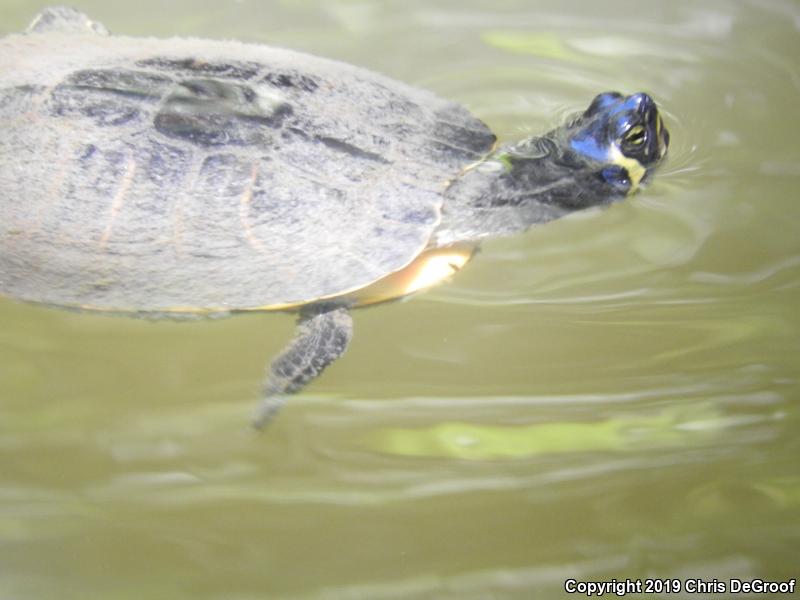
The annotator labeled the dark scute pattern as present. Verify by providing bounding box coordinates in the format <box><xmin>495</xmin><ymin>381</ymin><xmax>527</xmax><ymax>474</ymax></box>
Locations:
<box><xmin>63</xmin><ymin>69</ymin><xmax>173</xmax><ymax>99</ymax></box>
<box><xmin>142</xmin><ymin>140</ymin><xmax>191</xmax><ymax>187</ymax></box>
<box><xmin>154</xmin><ymin>112</ymin><xmax>243</xmax><ymax>146</ymax></box>
<box><xmin>398</xmin><ymin>207</ymin><xmax>438</xmax><ymax>225</ymax></box>
<box><xmin>426</xmin><ymin>104</ymin><xmax>496</xmax><ymax>162</ymax></box>
<box><xmin>45</xmin><ymin>142</ymin><xmax>133</xmax><ymax>243</ymax></box>
<box><xmin>77</xmin><ymin>143</ymin><xmax>98</xmax><ymax>162</ymax></box>
<box><xmin>197</xmin><ymin>154</ymin><xmax>251</xmax><ymax>191</ymax></box>
<box><xmin>177</xmin><ymin>78</ymin><xmax>255</xmax><ymax>103</ymax></box>
<box><xmin>50</xmin><ymin>69</ymin><xmax>173</xmax><ymax>127</ymax></box>
<box><xmin>314</xmin><ymin>135</ymin><xmax>389</xmax><ymax>164</ymax></box>
<box><xmin>154</xmin><ymin>78</ymin><xmax>292</xmax><ymax>147</ymax></box>
<box><xmin>136</xmin><ymin>57</ymin><xmax>262</xmax><ymax>80</ymax></box>
<box><xmin>262</xmin><ymin>71</ymin><xmax>319</xmax><ymax>93</ymax></box>
<box><xmin>73</xmin><ymin>146</ymin><xmax>129</xmax><ymax>195</ymax></box>
<box><xmin>433</xmin><ymin>121</ymin><xmax>496</xmax><ymax>156</ymax></box>
<box><xmin>55</xmin><ymin>97</ymin><xmax>140</xmax><ymax>126</ymax></box>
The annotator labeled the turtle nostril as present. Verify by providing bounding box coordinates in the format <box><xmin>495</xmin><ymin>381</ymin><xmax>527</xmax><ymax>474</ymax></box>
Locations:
<box><xmin>634</xmin><ymin>93</ymin><xmax>655</xmax><ymax>114</ymax></box>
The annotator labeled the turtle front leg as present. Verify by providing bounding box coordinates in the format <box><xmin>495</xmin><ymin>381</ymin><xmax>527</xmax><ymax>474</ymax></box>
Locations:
<box><xmin>253</xmin><ymin>304</ymin><xmax>353</xmax><ymax>429</ymax></box>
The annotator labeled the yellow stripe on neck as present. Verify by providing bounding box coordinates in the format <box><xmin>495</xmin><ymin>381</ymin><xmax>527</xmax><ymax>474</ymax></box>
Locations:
<box><xmin>609</xmin><ymin>147</ymin><xmax>646</xmax><ymax>194</ymax></box>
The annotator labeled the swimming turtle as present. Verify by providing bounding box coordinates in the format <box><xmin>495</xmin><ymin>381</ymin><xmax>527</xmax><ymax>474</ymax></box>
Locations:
<box><xmin>0</xmin><ymin>7</ymin><xmax>669</xmax><ymax>426</ymax></box>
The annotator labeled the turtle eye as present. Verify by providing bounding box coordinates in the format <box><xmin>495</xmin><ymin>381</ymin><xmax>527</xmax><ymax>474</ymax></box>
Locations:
<box><xmin>624</xmin><ymin>125</ymin><xmax>646</xmax><ymax>146</ymax></box>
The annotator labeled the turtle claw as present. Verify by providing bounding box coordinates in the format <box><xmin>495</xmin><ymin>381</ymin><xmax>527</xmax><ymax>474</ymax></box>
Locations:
<box><xmin>252</xmin><ymin>395</ymin><xmax>288</xmax><ymax>430</ymax></box>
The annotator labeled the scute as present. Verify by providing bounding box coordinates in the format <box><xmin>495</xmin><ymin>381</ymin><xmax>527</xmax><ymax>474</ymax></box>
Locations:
<box><xmin>153</xmin><ymin>78</ymin><xmax>293</xmax><ymax>147</ymax></box>
<box><xmin>0</xmin><ymin>30</ymin><xmax>496</xmax><ymax>312</ymax></box>
<box><xmin>136</xmin><ymin>57</ymin><xmax>263</xmax><ymax>81</ymax></box>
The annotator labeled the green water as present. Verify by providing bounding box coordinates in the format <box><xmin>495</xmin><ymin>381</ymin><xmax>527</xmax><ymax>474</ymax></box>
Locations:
<box><xmin>1</xmin><ymin>1</ymin><xmax>799</xmax><ymax>598</ymax></box>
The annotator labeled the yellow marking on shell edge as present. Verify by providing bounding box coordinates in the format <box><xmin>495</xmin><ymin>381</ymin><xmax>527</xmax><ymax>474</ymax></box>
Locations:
<box><xmin>100</xmin><ymin>153</ymin><xmax>137</xmax><ymax>247</ymax></box>
<box><xmin>234</xmin><ymin>245</ymin><xmax>475</xmax><ymax>312</ymax></box>
<box><xmin>610</xmin><ymin>146</ymin><xmax>646</xmax><ymax>194</ymax></box>
<box><xmin>242</xmin><ymin>245</ymin><xmax>475</xmax><ymax>311</ymax></box>
<box><xmin>74</xmin><ymin>245</ymin><xmax>475</xmax><ymax>315</ymax></box>
<box><xmin>348</xmin><ymin>244</ymin><xmax>475</xmax><ymax>306</ymax></box>
<box><xmin>239</xmin><ymin>163</ymin><xmax>263</xmax><ymax>252</ymax></box>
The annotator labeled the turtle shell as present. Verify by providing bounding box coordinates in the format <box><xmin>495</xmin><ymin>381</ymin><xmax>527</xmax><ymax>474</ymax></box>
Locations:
<box><xmin>0</xmin><ymin>27</ymin><xmax>495</xmax><ymax>312</ymax></box>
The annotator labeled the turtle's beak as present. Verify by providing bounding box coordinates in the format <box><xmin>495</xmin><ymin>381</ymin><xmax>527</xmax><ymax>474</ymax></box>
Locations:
<box><xmin>629</xmin><ymin>92</ymin><xmax>669</xmax><ymax>165</ymax></box>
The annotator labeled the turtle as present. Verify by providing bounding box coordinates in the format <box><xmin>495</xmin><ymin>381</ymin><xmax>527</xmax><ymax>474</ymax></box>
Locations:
<box><xmin>0</xmin><ymin>7</ymin><xmax>669</xmax><ymax>427</ymax></box>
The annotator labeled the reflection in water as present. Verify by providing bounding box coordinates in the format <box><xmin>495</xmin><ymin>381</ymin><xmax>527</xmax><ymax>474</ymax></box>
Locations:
<box><xmin>1</xmin><ymin>0</ymin><xmax>800</xmax><ymax>598</ymax></box>
<box><xmin>367</xmin><ymin>401</ymin><xmax>761</xmax><ymax>460</ymax></box>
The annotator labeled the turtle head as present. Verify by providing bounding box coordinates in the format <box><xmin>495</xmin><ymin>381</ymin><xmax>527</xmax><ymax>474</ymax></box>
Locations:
<box><xmin>436</xmin><ymin>92</ymin><xmax>670</xmax><ymax>245</ymax></box>
<box><xmin>488</xmin><ymin>92</ymin><xmax>669</xmax><ymax>213</ymax></box>
<box><xmin>562</xmin><ymin>91</ymin><xmax>669</xmax><ymax>196</ymax></box>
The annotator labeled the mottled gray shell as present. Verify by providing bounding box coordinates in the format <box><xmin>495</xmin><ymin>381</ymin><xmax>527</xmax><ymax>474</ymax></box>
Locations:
<box><xmin>0</xmin><ymin>15</ymin><xmax>495</xmax><ymax>312</ymax></box>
